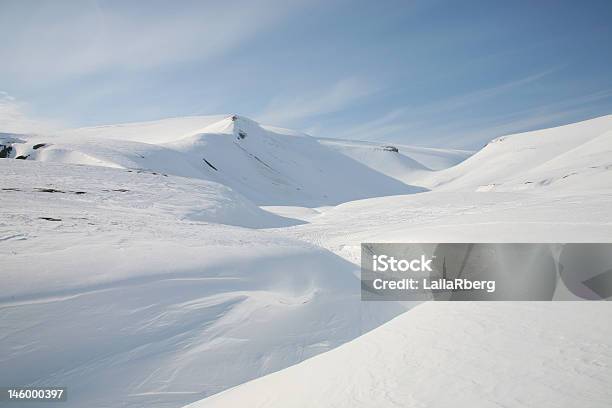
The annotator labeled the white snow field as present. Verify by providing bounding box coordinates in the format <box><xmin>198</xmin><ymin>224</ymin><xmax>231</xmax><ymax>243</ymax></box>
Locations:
<box><xmin>1</xmin><ymin>114</ymin><xmax>612</xmax><ymax>408</ymax></box>
<box><xmin>187</xmin><ymin>302</ymin><xmax>612</xmax><ymax>408</ymax></box>
<box><xmin>0</xmin><ymin>159</ymin><xmax>405</xmax><ymax>408</ymax></box>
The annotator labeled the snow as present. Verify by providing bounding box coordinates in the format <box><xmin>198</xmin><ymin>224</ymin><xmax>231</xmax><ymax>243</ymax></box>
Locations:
<box><xmin>419</xmin><ymin>114</ymin><xmax>612</xmax><ymax>192</ymax></box>
<box><xmin>316</xmin><ymin>137</ymin><xmax>431</xmax><ymax>184</ymax></box>
<box><xmin>188</xmin><ymin>302</ymin><xmax>612</xmax><ymax>408</ymax></box>
<box><xmin>166</xmin><ymin>115</ymin><xmax>426</xmax><ymax>205</ymax></box>
<box><xmin>181</xmin><ymin>114</ymin><xmax>612</xmax><ymax>408</ymax></box>
<box><xmin>3</xmin><ymin>115</ymin><xmax>432</xmax><ymax>206</ymax></box>
<box><xmin>318</xmin><ymin>136</ymin><xmax>472</xmax><ymax>172</ymax></box>
<box><xmin>60</xmin><ymin>115</ymin><xmax>229</xmax><ymax>144</ymax></box>
<box><xmin>0</xmin><ymin>159</ymin><xmax>404</xmax><ymax>408</ymax></box>
<box><xmin>275</xmin><ymin>190</ymin><xmax>612</xmax><ymax>267</ymax></box>
<box><xmin>1</xmin><ymin>113</ymin><xmax>612</xmax><ymax>408</ymax></box>
<box><xmin>390</xmin><ymin>143</ymin><xmax>473</xmax><ymax>170</ymax></box>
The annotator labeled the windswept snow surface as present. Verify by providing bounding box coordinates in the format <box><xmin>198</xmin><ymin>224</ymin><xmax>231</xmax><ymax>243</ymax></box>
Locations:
<box><xmin>189</xmin><ymin>302</ymin><xmax>612</xmax><ymax>408</ymax></box>
<box><xmin>2</xmin><ymin>114</ymin><xmax>612</xmax><ymax>408</ymax></box>
<box><xmin>0</xmin><ymin>159</ymin><xmax>404</xmax><ymax>408</ymax></box>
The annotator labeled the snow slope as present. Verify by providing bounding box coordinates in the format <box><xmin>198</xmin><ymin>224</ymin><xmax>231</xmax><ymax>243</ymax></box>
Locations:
<box><xmin>61</xmin><ymin>115</ymin><xmax>229</xmax><ymax>144</ymax></box>
<box><xmin>189</xmin><ymin>302</ymin><xmax>612</xmax><ymax>408</ymax></box>
<box><xmin>166</xmin><ymin>116</ymin><xmax>426</xmax><ymax>205</ymax></box>
<box><xmin>318</xmin><ymin>136</ymin><xmax>472</xmax><ymax>178</ymax></box>
<box><xmin>0</xmin><ymin>159</ymin><xmax>404</xmax><ymax>408</ymax></box>
<box><xmin>278</xmin><ymin>190</ymin><xmax>612</xmax><ymax>267</ymax></box>
<box><xmin>0</xmin><ymin>159</ymin><xmax>299</xmax><ymax>234</ymax></box>
<box><xmin>391</xmin><ymin>143</ymin><xmax>473</xmax><ymax>170</ymax></box>
<box><xmin>316</xmin><ymin>137</ymin><xmax>431</xmax><ymax>184</ymax></box>
<box><xmin>419</xmin><ymin>114</ymin><xmax>612</xmax><ymax>192</ymax></box>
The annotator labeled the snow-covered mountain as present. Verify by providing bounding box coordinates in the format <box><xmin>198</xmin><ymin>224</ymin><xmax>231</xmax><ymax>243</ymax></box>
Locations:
<box><xmin>165</xmin><ymin>115</ymin><xmax>425</xmax><ymax>205</ymax></box>
<box><xmin>1</xmin><ymin>114</ymin><xmax>466</xmax><ymax>206</ymax></box>
<box><xmin>2</xmin><ymin>114</ymin><xmax>612</xmax><ymax>408</ymax></box>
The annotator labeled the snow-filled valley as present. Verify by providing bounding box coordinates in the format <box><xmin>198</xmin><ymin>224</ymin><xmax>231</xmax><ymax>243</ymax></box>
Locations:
<box><xmin>1</xmin><ymin>114</ymin><xmax>612</xmax><ymax>408</ymax></box>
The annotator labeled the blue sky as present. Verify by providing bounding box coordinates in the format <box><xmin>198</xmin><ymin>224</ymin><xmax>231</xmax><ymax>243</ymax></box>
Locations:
<box><xmin>1</xmin><ymin>0</ymin><xmax>612</xmax><ymax>149</ymax></box>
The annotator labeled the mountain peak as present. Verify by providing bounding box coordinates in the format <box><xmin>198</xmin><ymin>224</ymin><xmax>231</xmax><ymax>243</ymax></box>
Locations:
<box><xmin>200</xmin><ymin>114</ymin><xmax>262</xmax><ymax>140</ymax></box>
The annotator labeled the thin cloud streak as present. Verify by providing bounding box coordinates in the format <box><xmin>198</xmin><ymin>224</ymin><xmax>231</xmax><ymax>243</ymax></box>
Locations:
<box><xmin>0</xmin><ymin>0</ymin><xmax>311</xmax><ymax>81</ymax></box>
<box><xmin>257</xmin><ymin>77</ymin><xmax>380</xmax><ymax>125</ymax></box>
<box><xmin>435</xmin><ymin>89</ymin><xmax>612</xmax><ymax>147</ymax></box>
<box><xmin>345</xmin><ymin>88</ymin><xmax>612</xmax><ymax>148</ymax></box>
<box><xmin>333</xmin><ymin>69</ymin><xmax>557</xmax><ymax>142</ymax></box>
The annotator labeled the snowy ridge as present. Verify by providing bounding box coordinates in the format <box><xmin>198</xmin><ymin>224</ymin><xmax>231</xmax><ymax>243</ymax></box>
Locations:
<box><xmin>317</xmin><ymin>136</ymin><xmax>472</xmax><ymax>172</ymax></box>
<box><xmin>167</xmin><ymin>115</ymin><xmax>427</xmax><ymax>205</ymax></box>
<box><xmin>61</xmin><ymin>115</ymin><xmax>229</xmax><ymax>144</ymax></box>
<box><xmin>419</xmin><ymin>114</ymin><xmax>612</xmax><ymax>192</ymax></box>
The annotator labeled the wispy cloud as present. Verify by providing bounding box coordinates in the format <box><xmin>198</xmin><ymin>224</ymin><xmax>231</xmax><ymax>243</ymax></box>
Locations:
<box><xmin>0</xmin><ymin>0</ymin><xmax>310</xmax><ymax>81</ymax></box>
<box><xmin>0</xmin><ymin>92</ymin><xmax>61</xmax><ymax>134</ymax></box>
<box><xmin>334</xmin><ymin>70</ymin><xmax>557</xmax><ymax>142</ymax></box>
<box><xmin>436</xmin><ymin>88</ymin><xmax>612</xmax><ymax>147</ymax></box>
<box><xmin>257</xmin><ymin>77</ymin><xmax>379</xmax><ymax>125</ymax></box>
<box><xmin>339</xmin><ymin>86</ymin><xmax>612</xmax><ymax>149</ymax></box>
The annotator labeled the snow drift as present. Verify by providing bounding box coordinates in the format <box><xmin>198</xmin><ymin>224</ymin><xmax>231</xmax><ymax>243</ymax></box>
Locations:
<box><xmin>188</xmin><ymin>302</ymin><xmax>612</xmax><ymax>408</ymax></box>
